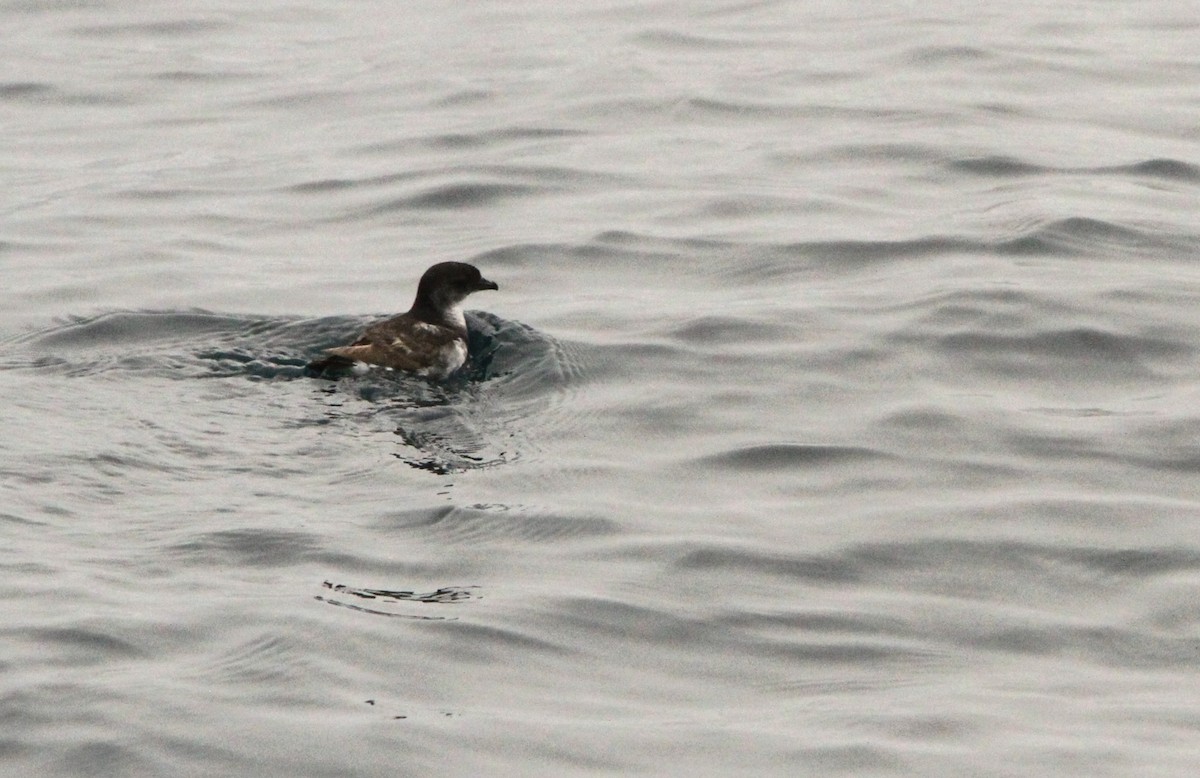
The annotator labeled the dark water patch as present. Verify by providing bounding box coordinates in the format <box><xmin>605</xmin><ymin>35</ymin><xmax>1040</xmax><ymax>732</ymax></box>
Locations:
<box><xmin>667</xmin><ymin>315</ymin><xmax>792</xmax><ymax>346</ymax></box>
<box><xmin>168</xmin><ymin>529</ymin><xmax>323</xmax><ymax>567</ymax></box>
<box><xmin>1124</xmin><ymin>450</ymin><xmax>1200</xmax><ymax>474</ymax></box>
<box><xmin>424</xmin><ymin>87</ymin><xmax>493</xmax><ymax>109</ymax></box>
<box><xmin>1063</xmin><ymin>547</ymin><xmax>1200</xmax><ymax>577</ymax></box>
<box><xmin>846</xmin><ymin>539</ymin><xmax>1200</xmax><ymax>596</ymax></box>
<box><xmin>591</xmin><ymin>229</ymin><xmax>725</xmax><ymax>253</ymax></box>
<box><xmin>1006</xmin><ymin>429</ymin><xmax>1200</xmax><ymax>474</ymax></box>
<box><xmin>0</xmin><ymin>512</ymin><xmax>51</xmax><ymax>528</ymax></box>
<box><xmin>939</xmin><ymin>326</ymin><xmax>1190</xmax><ymax>361</ymax></box>
<box><xmin>719</xmin><ymin>609</ymin><xmax>904</xmax><ymax>637</ymax></box>
<box><xmin>970</xmin><ymin>623</ymin><xmax>1200</xmax><ymax>668</ymax></box>
<box><xmin>675</xmin><ymin>545</ymin><xmax>861</xmax><ymax>584</ymax></box>
<box><xmin>696</xmin><ymin>193</ymin><xmax>801</xmax><ymax>219</ymax></box>
<box><xmin>552</xmin><ymin>596</ymin><xmax>715</xmax><ymax>646</ymax></box>
<box><xmin>362</xmin><ymin>182</ymin><xmax>542</xmax><ymax>213</ymax></box>
<box><xmin>241</xmin><ymin>88</ymin><xmax>357</xmax><ymax>111</ymax></box>
<box><xmin>23</xmin><ymin>626</ymin><xmax>145</xmax><ymax>662</ymax></box>
<box><xmin>50</xmin><ymin>741</ymin><xmax>154</xmax><ymax>778</ymax></box>
<box><xmin>1025</xmin><ymin>406</ymin><xmax>1147</xmax><ymax>418</ymax></box>
<box><xmin>0</xmin><ymin>239</ymin><xmax>25</xmax><ymax>255</ymax></box>
<box><xmin>424</xmin><ymin>126</ymin><xmax>589</xmax><ymax>151</ymax></box>
<box><xmin>684</xmin><ymin>97</ymin><xmax>926</xmax><ymax>124</ymax></box>
<box><xmin>292</xmin><ymin>164</ymin><xmax>610</xmax><ymax>201</ymax></box>
<box><xmin>16</xmin><ymin>310</ymin><xmax>248</xmax><ymax>350</ymax></box>
<box><xmin>0</xmin><ymin>81</ymin><xmax>55</xmax><ymax>100</ymax></box>
<box><xmin>285</xmin><ymin>170</ymin><xmax>413</xmax><ymax>194</ymax></box>
<box><xmin>787</xmin><ymin>236</ymin><xmax>978</xmax><ymax>267</ymax></box>
<box><xmin>680</xmin><ymin>538</ymin><xmax>1200</xmax><ymax>605</ymax></box>
<box><xmin>876</xmin><ymin>405</ymin><xmax>964</xmax><ymax>432</ymax></box>
<box><xmin>633</xmin><ymin>29</ymin><xmax>758</xmax><ymax>51</ymax></box>
<box><xmin>905</xmin><ymin>45</ymin><xmax>992</xmax><ymax>65</ymax></box>
<box><xmin>785</xmin><ymin>745</ymin><xmax>902</xmax><ymax>772</ymax></box>
<box><xmin>759</xmin><ymin>640</ymin><xmax>910</xmax><ymax>664</ymax></box>
<box><xmin>150</xmin><ymin>69</ymin><xmax>254</xmax><ymax>83</ymax></box>
<box><xmin>950</xmin><ymin>155</ymin><xmax>1200</xmax><ymax>183</ymax></box>
<box><xmin>112</xmin><ymin>187</ymin><xmax>214</xmax><ymax>202</ymax></box>
<box><xmin>995</xmin><ymin>217</ymin><xmax>1172</xmax><ymax>256</ymax></box>
<box><xmin>467</xmin><ymin>231</ymin><xmax>725</xmax><ymax>273</ymax></box>
<box><xmin>811</xmin><ymin>142</ymin><xmax>943</xmax><ymax>165</ymax></box>
<box><xmin>949</xmin><ymin>155</ymin><xmax>1048</xmax><ymax>177</ymax></box>
<box><xmin>935</xmin><ymin>326</ymin><xmax>1191</xmax><ymax>377</ymax></box>
<box><xmin>1115</xmin><ymin>158</ymin><xmax>1200</xmax><ymax>182</ymax></box>
<box><xmin>685</xmin><ymin>97</ymin><xmax>807</xmax><ymax>119</ymax></box>
<box><xmin>695</xmin><ymin>443</ymin><xmax>890</xmax><ymax>471</ymax></box>
<box><xmin>72</xmin><ymin>19</ymin><xmax>229</xmax><ymax>37</ymax></box>
<box><xmin>890</xmin><ymin>286</ymin><xmax>1072</xmax><ymax>329</ymax></box>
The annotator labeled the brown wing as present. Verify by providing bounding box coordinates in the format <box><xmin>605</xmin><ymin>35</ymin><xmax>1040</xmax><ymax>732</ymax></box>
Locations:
<box><xmin>323</xmin><ymin>313</ymin><xmax>459</xmax><ymax>372</ymax></box>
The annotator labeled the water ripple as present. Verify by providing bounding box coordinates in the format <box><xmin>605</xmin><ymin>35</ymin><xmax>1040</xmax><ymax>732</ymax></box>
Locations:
<box><xmin>694</xmin><ymin>443</ymin><xmax>891</xmax><ymax>471</ymax></box>
<box><xmin>949</xmin><ymin>155</ymin><xmax>1200</xmax><ymax>183</ymax></box>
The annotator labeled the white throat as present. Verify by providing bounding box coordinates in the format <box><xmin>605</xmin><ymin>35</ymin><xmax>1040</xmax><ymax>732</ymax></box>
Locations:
<box><xmin>444</xmin><ymin>301</ymin><xmax>466</xmax><ymax>331</ymax></box>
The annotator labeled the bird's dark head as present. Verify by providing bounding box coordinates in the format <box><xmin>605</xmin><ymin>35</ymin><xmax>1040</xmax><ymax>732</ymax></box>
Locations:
<box><xmin>411</xmin><ymin>261</ymin><xmax>498</xmax><ymax>326</ymax></box>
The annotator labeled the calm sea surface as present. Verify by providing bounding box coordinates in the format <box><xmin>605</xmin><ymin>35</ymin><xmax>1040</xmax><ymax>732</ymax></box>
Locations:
<box><xmin>3</xmin><ymin>1</ymin><xmax>1200</xmax><ymax>775</ymax></box>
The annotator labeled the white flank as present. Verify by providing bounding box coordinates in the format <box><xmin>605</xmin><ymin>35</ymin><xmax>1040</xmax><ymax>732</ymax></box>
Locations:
<box><xmin>417</xmin><ymin>339</ymin><xmax>468</xmax><ymax>378</ymax></box>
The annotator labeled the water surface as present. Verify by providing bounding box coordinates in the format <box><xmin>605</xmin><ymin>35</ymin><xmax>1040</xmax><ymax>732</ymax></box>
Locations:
<box><xmin>3</xmin><ymin>0</ymin><xmax>1200</xmax><ymax>775</ymax></box>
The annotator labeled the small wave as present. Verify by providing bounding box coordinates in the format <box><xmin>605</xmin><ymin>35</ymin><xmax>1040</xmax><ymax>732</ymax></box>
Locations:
<box><xmin>435</xmin><ymin>622</ymin><xmax>572</xmax><ymax>657</ymax></box>
<box><xmin>23</xmin><ymin>626</ymin><xmax>145</xmax><ymax>662</ymax></box>
<box><xmin>2</xmin><ymin>310</ymin><xmax>328</xmax><ymax>379</ymax></box>
<box><xmin>674</xmin><ymin>543</ymin><xmax>861</xmax><ymax>584</ymax></box>
<box><xmin>995</xmin><ymin>216</ymin><xmax>1173</xmax><ymax>256</ymax></box>
<box><xmin>694</xmin><ymin>443</ymin><xmax>890</xmax><ymax>471</ymax></box>
<box><xmin>193</xmin><ymin>634</ymin><xmax>307</xmax><ymax>685</ymax></box>
<box><xmin>364</xmin><ymin>181</ymin><xmax>543</xmax><ymax>213</ymax></box>
<box><xmin>385</xmin><ymin>503</ymin><xmax>617</xmax><ymax>545</ymax></box>
<box><xmin>949</xmin><ymin>155</ymin><xmax>1200</xmax><ymax>183</ymax></box>
<box><xmin>0</xmin><ymin>308</ymin><xmax>570</xmax><ymax>386</ymax></box>
<box><xmin>967</xmin><ymin>622</ymin><xmax>1200</xmax><ymax>667</ymax></box>
<box><xmin>285</xmin><ymin>171</ymin><xmax>412</xmax><ymax>194</ymax></box>
<box><xmin>666</xmin><ymin>315</ymin><xmax>794</xmax><ymax>346</ymax></box>
<box><xmin>937</xmin><ymin>326</ymin><xmax>1191</xmax><ymax>363</ymax></box>
<box><xmin>1115</xmin><ymin>158</ymin><xmax>1200</xmax><ymax>182</ymax></box>
<box><xmin>948</xmin><ymin>155</ymin><xmax>1048</xmax><ymax>177</ymax></box>
<box><xmin>71</xmin><ymin>19</ymin><xmax>229</xmax><ymax>38</ymax></box>
<box><xmin>421</xmin><ymin>126</ymin><xmax>589</xmax><ymax>151</ymax></box>
<box><xmin>633</xmin><ymin>29</ymin><xmax>759</xmax><ymax>51</ymax></box>
<box><xmin>904</xmin><ymin>45</ymin><xmax>993</xmax><ymax>66</ymax></box>
<box><xmin>167</xmin><ymin>528</ymin><xmax>324</xmax><ymax>567</ymax></box>
<box><xmin>0</xmin><ymin>81</ymin><xmax>55</xmax><ymax>100</ymax></box>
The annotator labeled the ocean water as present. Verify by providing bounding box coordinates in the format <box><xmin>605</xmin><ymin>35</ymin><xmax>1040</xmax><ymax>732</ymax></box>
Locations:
<box><xmin>3</xmin><ymin>0</ymin><xmax>1200</xmax><ymax>774</ymax></box>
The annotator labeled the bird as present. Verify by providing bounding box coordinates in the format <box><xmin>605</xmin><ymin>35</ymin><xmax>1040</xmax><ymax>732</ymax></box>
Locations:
<box><xmin>307</xmin><ymin>261</ymin><xmax>498</xmax><ymax>379</ymax></box>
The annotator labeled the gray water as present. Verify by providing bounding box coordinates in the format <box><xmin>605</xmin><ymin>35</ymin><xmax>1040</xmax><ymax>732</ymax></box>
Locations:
<box><xmin>4</xmin><ymin>1</ymin><xmax>1200</xmax><ymax>775</ymax></box>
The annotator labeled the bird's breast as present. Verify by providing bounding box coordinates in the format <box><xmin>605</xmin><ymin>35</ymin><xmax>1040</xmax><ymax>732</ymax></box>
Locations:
<box><xmin>415</xmin><ymin>338</ymin><xmax>468</xmax><ymax>379</ymax></box>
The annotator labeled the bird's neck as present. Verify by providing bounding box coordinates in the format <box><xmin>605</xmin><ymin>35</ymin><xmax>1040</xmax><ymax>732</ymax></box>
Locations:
<box><xmin>410</xmin><ymin>293</ymin><xmax>467</xmax><ymax>335</ymax></box>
